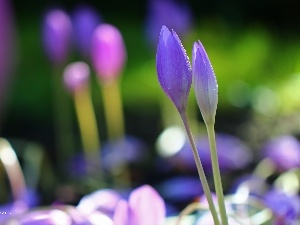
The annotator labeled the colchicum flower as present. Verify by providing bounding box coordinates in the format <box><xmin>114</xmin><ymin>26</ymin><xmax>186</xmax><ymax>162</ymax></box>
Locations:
<box><xmin>42</xmin><ymin>9</ymin><xmax>72</xmax><ymax>65</ymax></box>
<box><xmin>63</xmin><ymin>62</ymin><xmax>90</xmax><ymax>93</ymax></box>
<box><xmin>72</xmin><ymin>4</ymin><xmax>101</xmax><ymax>57</ymax></box>
<box><xmin>192</xmin><ymin>41</ymin><xmax>218</xmax><ymax>125</ymax></box>
<box><xmin>156</xmin><ymin>25</ymin><xmax>192</xmax><ymax>114</ymax></box>
<box><xmin>91</xmin><ymin>24</ymin><xmax>126</xmax><ymax>82</ymax></box>
<box><xmin>113</xmin><ymin>185</ymin><xmax>166</xmax><ymax>225</ymax></box>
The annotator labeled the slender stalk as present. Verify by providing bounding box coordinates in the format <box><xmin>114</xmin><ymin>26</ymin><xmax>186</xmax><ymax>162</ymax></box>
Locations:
<box><xmin>73</xmin><ymin>86</ymin><xmax>100</xmax><ymax>155</ymax></box>
<box><xmin>101</xmin><ymin>79</ymin><xmax>125</xmax><ymax>140</ymax></box>
<box><xmin>52</xmin><ymin>66</ymin><xmax>74</xmax><ymax>171</ymax></box>
<box><xmin>180</xmin><ymin>113</ymin><xmax>220</xmax><ymax>225</ymax></box>
<box><xmin>206</xmin><ymin>123</ymin><xmax>229</xmax><ymax>225</ymax></box>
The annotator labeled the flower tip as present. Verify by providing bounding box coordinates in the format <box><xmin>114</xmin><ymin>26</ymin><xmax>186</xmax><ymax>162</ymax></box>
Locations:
<box><xmin>63</xmin><ymin>62</ymin><xmax>90</xmax><ymax>93</ymax></box>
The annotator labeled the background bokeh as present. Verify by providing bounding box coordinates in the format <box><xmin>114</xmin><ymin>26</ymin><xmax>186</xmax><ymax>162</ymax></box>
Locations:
<box><xmin>1</xmin><ymin>0</ymin><xmax>300</xmax><ymax>210</ymax></box>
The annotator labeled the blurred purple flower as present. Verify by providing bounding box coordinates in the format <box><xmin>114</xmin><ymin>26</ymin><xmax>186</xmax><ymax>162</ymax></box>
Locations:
<box><xmin>113</xmin><ymin>185</ymin><xmax>166</xmax><ymax>225</ymax></box>
<box><xmin>193</xmin><ymin>41</ymin><xmax>218</xmax><ymax>125</ymax></box>
<box><xmin>2</xmin><ymin>205</ymin><xmax>97</xmax><ymax>225</ymax></box>
<box><xmin>146</xmin><ymin>0</ymin><xmax>192</xmax><ymax>47</ymax></box>
<box><xmin>263</xmin><ymin>135</ymin><xmax>300</xmax><ymax>171</ymax></box>
<box><xmin>101</xmin><ymin>136</ymin><xmax>147</xmax><ymax>172</ymax></box>
<box><xmin>77</xmin><ymin>189</ymin><xmax>122</xmax><ymax>218</ymax></box>
<box><xmin>156</xmin><ymin>25</ymin><xmax>192</xmax><ymax>114</ymax></box>
<box><xmin>0</xmin><ymin>201</ymin><xmax>27</xmax><ymax>223</ymax></box>
<box><xmin>72</xmin><ymin>5</ymin><xmax>101</xmax><ymax>57</ymax></box>
<box><xmin>157</xmin><ymin>176</ymin><xmax>203</xmax><ymax>202</ymax></box>
<box><xmin>0</xmin><ymin>0</ymin><xmax>15</xmax><ymax>123</ymax></box>
<box><xmin>264</xmin><ymin>190</ymin><xmax>300</xmax><ymax>225</ymax></box>
<box><xmin>90</xmin><ymin>24</ymin><xmax>126</xmax><ymax>82</ymax></box>
<box><xmin>173</xmin><ymin>133</ymin><xmax>253</xmax><ymax>172</ymax></box>
<box><xmin>63</xmin><ymin>62</ymin><xmax>90</xmax><ymax>93</ymax></box>
<box><xmin>42</xmin><ymin>9</ymin><xmax>72</xmax><ymax>65</ymax></box>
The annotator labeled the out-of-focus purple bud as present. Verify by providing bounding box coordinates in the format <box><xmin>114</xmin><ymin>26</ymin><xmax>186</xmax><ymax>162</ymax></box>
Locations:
<box><xmin>193</xmin><ymin>41</ymin><xmax>218</xmax><ymax>125</ymax></box>
<box><xmin>113</xmin><ymin>185</ymin><xmax>166</xmax><ymax>225</ymax></box>
<box><xmin>264</xmin><ymin>190</ymin><xmax>300</xmax><ymax>225</ymax></box>
<box><xmin>72</xmin><ymin>5</ymin><xmax>101</xmax><ymax>57</ymax></box>
<box><xmin>77</xmin><ymin>189</ymin><xmax>121</xmax><ymax>218</ymax></box>
<box><xmin>263</xmin><ymin>135</ymin><xmax>300</xmax><ymax>171</ymax></box>
<box><xmin>90</xmin><ymin>24</ymin><xmax>126</xmax><ymax>82</ymax></box>
<box><xmin>63</xmin><ymin>62</ymin><xmax>90</xmax><ymax>93</ymax></box>
<box><xmin>42</xmin><ymin>9</ymin><xmax>72</xmax><ymax>65</ymax></box>
<box><xmin>156</xmin><ymin>25</ymin><xmax>192</xmax><ymax>114</ymax></box>
<box><xmin>146</xmin><ymin>0</ymin><xmax>192</xmax><ymax>47</ymax></box>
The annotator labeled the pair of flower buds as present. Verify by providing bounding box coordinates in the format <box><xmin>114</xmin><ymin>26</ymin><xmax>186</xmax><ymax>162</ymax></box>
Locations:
<box><xmin>156</xmin><ymin>25</ymin><xmax>218</xmax><ymax>125</ymax></box>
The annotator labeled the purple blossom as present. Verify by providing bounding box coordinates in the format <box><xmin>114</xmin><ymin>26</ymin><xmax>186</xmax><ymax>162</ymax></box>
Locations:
<box><xmin>42</xmin><ymin>9</ymin><xmax>72</xmax><ymax>65</ymax></box>
<box><xmin>63</xmin><ymin>62</ymin><xmax>90</xmax><ymax>93</ymax></box>
<box><xmin>263</xmin><ymin>135</ymin><xmax>300</xmax><ymax>171</ymax></box>
<box><xmin>192</xmin><ymin>41</ymin><xmax>218</xmax><ymax>125</ymax></box>
<box><xmin>72</xmin><ymin>5</ymin><xmax>101</xmax><ymax>57</ymax></box>
<box><xmin>90</xmin><ymin>24</ymin><xmax>126</xmax><ymax>82</ymax></box>
<box><xmin>113</xmin><ymin>185</ymin><xmax>166</xmax><ymax>225</ymax></box>
<box><xmin>77</xmin><ymin>189</ymin><xmax>122</xmax><ymax>218</ymax></box>
<box><xmin>264</xmin><ymin>190</ymin><xmax>300</xmax><ymax>225</ymax></box>
<box><xmin>156</xmin><ymin>25</ymin><xmax>192</xmax><ymax>114</ymax></box>
<box><xmin>146</xmin><ymin>0</ymin><xmax>192</xmax><ymax>47</ymax></box>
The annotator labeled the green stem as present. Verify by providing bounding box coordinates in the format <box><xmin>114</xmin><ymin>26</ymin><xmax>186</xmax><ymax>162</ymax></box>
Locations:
<box><xmin>206</xmin><ymin>123</ymin><xmax>229</xmax><ymax>225</ymax></box>
<box><xmin>180</xmin><ymin>113</ymin><xmax>220</xmax><ymax>225</ymax></box>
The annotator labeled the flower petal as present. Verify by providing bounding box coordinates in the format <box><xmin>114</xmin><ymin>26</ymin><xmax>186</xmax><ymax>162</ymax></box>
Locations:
<box><xmin>129</xmin><ymin>185</ymin><xmax>166</xmax><ymax>225</ymax></box>
<box><xmin>113</xmin><ymin>200</ymin><xmax>130</xmax><ymax>225</ymax></box>
<box><xmin>156</xmin><ymin>25</ymin><xmax>192</xmax><ymax>113</ymax></box>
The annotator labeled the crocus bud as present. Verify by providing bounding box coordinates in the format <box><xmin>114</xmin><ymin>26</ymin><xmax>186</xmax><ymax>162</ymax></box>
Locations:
<box><xmin>91</xmin><ymin>24</ymin><xmax>126</xmax><ymax>82</ymax></box>
<box><xmin>72</xmin><ymin>5</ymin><xmax>101</xmax><ymax>57</ymax></box>
<box><xmin>156</xmin><ymin>25</ymin><xmax>192</xmax><ymax>114</ymax></box>
<box><xmin>42</xmin><ymin>9</ymin><xmax>72</xmax><ymax>65</ymax></box>
<box><xmin>192</xmin><ymin>41</ymin><xmax>218</xmax><ymax>125</ymax></box>
<box><xmin>63</xmin><ymin>62</ymin><xmax>89</xmax><ymax>93</ymax></box>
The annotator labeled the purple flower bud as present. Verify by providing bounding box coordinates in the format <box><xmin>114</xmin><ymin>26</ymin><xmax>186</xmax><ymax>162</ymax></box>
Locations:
<box><xmin>156</xmin><ymin>25</ymin><xmax>192</xmax><ymax>113</ymax></box>
<box><xmin>91</xmin><ymin>24</ymin><xmax>126</xmax><ymax>82</ymax></box>
<box><xmin>192</xmin><ymin>41</ymin><xmax>218</xmax><ymax>125</ymax></box>
<box><xmin>72</xmin><ymin>5</ymin><xmax>101</xmax><ymax>57</ymax></box>
<box><xmin>263</xmin><ymin>135</ymin><xmax>300</xmax><ymax>171</ymax></box>
<box><xmin>63</xmin><ymin>62</ymin><xmax>90</xmax><ymax>93</ymax></box>
<box><xmin>146</xmin><ymin>0</ymin><xmax>192</xmax><ymax>47</ymax></box>
<box><xmin>42</xmin><ymin>9</ymin><xmax>72</xmax><ymax>65</ymax></box>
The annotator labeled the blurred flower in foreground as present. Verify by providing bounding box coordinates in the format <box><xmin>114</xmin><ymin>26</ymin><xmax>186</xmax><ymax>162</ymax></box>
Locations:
<box><xmin>262</xmin><ymin>135</ymin><xmax>300</xmax><ymax>171</ymax></box>
<box><xmin>156</xmin><ymin>25</ymin><xmax>192</xmax><ymax>114</ymax></box>
<box><xmin>0</xmin><ymin>0</ymin><xmax>15</xmax><ymax>124</ymax></box>
<box><xmin>72</xmin><ymin>4</ymin><xmax>101</xmax><ymax>57</ymax></box>
<box><xmin>192</xmin><ymin>41</ymin><xmax>218</xmax><ymax>125</ymax></box>
<box><xmin>42</xmin><ymin>9</ymin><xmax>72</xmax><ymax>65</ymax></box>
<box><xmin>264</xmin><ymin>190</ymin><xmax>300</xmax><ymax>225</ymax></box>
<box><xmin>77</xmin><ymin>189</ymin><xmax>121</xmax><ymax>218</ymax></box>
<box><xmin>2</xmin><ymin>205</ymin><xmax>104</xmax><ymax>225</ymax></box>
<box><xmin>91</xmin><ymin>24</ymin><xmax>126</xmax><ymax>82</ymax></box>
<box><xmin>146</xmin><ymin>0</ymin><xmax>192</xmax><ymax>47</ymax></box>
<box><xmin>113</xmin><ymin>185</ymin><xmax>166</xmax><ymax>225</ymax></box>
